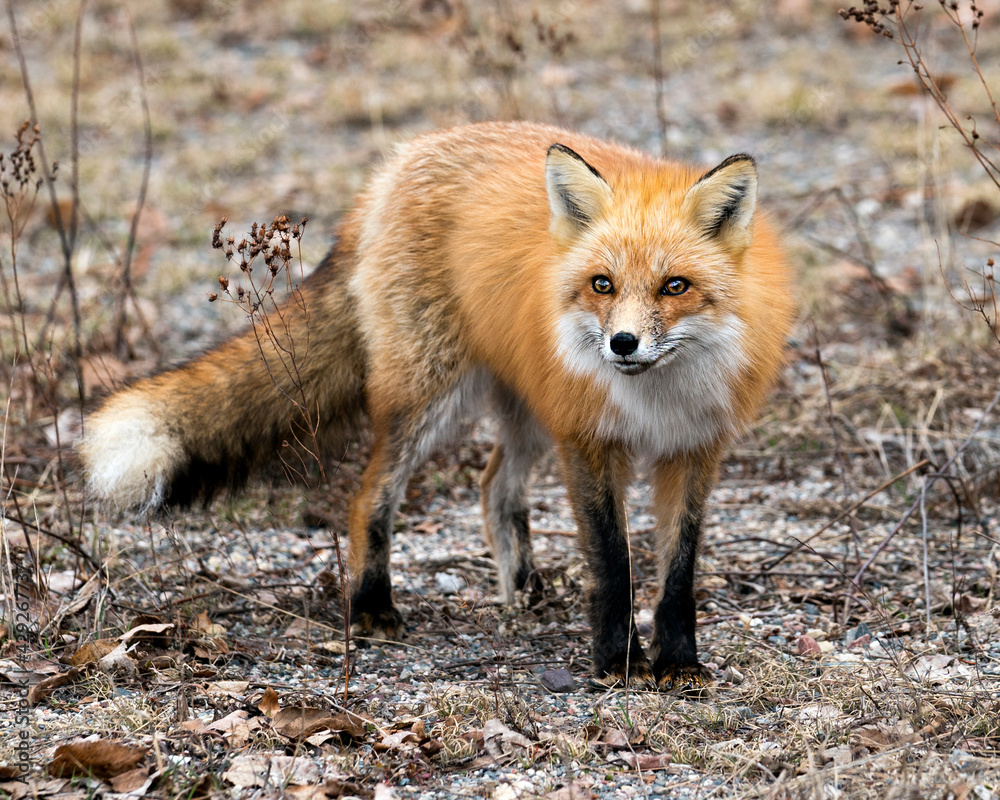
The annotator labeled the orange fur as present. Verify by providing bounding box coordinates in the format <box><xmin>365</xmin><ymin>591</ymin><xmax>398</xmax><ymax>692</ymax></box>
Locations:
<box><xmin>81</xmin><ymin>122</ymin><xmax>795</xmax><ymax>684</ymax></box>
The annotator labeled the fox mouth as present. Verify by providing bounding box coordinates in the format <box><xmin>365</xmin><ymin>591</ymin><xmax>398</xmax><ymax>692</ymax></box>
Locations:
<box><xmin>612</xmin><ymin>359</ymin><xmax>654</xmax><ymax>375</ymax></box>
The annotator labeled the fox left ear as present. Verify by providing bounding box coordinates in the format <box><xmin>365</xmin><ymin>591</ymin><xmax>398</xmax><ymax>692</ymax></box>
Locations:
<box><xmin>545</xmin><ymin>143</ymin><xmax>612</xmax><ymax>242</ymax></box>
<box><xmin>682</xmin><ymin>154</ymin><xmax>758</xmax><ymax>253</ymax></box>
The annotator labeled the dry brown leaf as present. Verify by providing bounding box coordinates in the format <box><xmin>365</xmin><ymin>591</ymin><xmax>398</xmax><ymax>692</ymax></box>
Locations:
<box><xmin>193</xmin><ymin>612</ymin><xmax>227</xmax><ymax>636</ymax></box>
<box><xmin>206</xmin><ymin>680</ymin><xmax>249</xmax><ymax>699</ymax></box>
<box><xmin>180</xmin><ymin>720</ymin><xmax>209</xmax><ymax>734</ymax></box>
<box><xmin>68</xmin><ymin>639</ymin><xmax>119</xmax><ymax>666</ymax></box>
<box><xmin>258</xmin><ymin>686</ymin><xmax>280</xmax><ymax>717</ymax></box>
<box><xmin>376</xmin><ymin>730</ymin><xmax>420</xmax><ymax>752</ymax></box>
<box><xmin>222</xmin><ymin>755</ymin><xmax>320</xmax><ymax>788</ymax></box>
<box><xmin>18</xmin><ymin>779</ymin><xmax>71</xmax><ymax>797</ymax></box>
<box><xmin>611</xmin><ymin>751</ymin><xmax>672</xmax><ymax>770</ymax></box>
<box><xmin>0</xmin><ymin>781</ymin><xmax>29</xmax><ymax>800</ymax></box>
<box><xmin>599</xmin><ymin>729</ymin><xmax>629</xmax><ymax>749</ymax></box>
<box><xmin>419</xmin><ymin>739</ymin><xmax>444</xmax><ymax>757</ymax></box>
<box><xmin>851</xmin><ymin>723</ymin><xmax>919</xmax><ymax>751</ymax></box>
<box><xmin>205</xmin><ymin>710</ymin><xmax>249</xmax><ymax>734</ymax></box>
<box><xmin>284</xmin><ymin>779</ymin><xmax>368</xmax><ymax>800</ymax></box>
<box><xmin>110</xmin><ymin>766</ymin><xmax>153</xmax><ymax>794</ymax></box>
<box><xmin>49</xmin><ymin>741</ymin><xmax>147</xmax><ymax>780</ymax></box>
<box><xmin>272</xmin><ymin>708</ymin><xmax>365</xmax><ymax>741</ymax></box>
<box><xmin>482</xmin><ymin>719</ymin><xmax>532</xmax><ymax>748</ymax></box>
<box><xmin>60</xmin><ymin>574</ymin><xmax>100</xmax><ymax>617</ymax></box>
<box><xmin>120</xmin><ymin>623</ymin><xmax>175</xmax><ymax>643</ymax></box>
<box><xmin>28</xmin><ymin>668</ymin><xmax>83</xmax><ymax>706</ymax></box>
<box><xmin>98</xmin><ymin>642</ymin><xmax>138</xmax><ymax>676</ymax></box>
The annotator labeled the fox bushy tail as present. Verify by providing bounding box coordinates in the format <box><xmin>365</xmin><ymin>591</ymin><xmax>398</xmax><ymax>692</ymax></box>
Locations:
<box><xmin>80</xmin><ymin>249</ymin><xmax>366</xmax><ymax>511</ymax></box>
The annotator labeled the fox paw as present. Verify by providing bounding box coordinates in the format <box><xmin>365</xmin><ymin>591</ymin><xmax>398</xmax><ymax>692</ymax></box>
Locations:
<box><xmin>592</xmin><ymin>655</ymin><xmax>655</xmax><ymax>690</ymax></box>
<box><xmin>655</xmin><ymin>663</ymin><xmax>712</xmax><ymax>695</ymax></box>
<box><xmin>349</xmin><ymin>605</ymin><xmax>404</xmax><ymax>642</ymax></box>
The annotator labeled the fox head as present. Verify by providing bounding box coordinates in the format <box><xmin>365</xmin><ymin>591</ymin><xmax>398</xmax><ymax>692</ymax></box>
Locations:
<box><xmin>546</xmin><ymin>143</ymin><xmax>757</xmax><ymax>379</ymax></box>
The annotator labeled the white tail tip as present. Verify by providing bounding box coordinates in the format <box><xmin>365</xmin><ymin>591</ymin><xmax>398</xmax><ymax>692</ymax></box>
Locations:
<box><xmin>79</xmin><ymin>397</ymin><xmax>183</xmax><ymax>512</ymax></box>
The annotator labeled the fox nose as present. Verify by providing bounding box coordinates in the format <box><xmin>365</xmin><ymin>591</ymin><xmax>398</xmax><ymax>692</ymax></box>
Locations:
<box><xmin>609</xmin><ymin>332</ymin><xmax>639</xmax><ymax>356</ymax></box>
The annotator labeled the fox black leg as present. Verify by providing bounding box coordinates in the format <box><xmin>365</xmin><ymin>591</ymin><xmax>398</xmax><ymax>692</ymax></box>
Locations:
<box><xmin>348</xmin><ymin>430</ymin><xmax>408</xmax><ymax>641</ymax></box>
<box><xmin>349</xmin><ymin>378</ymin><xmax>482</xmax><ymax>640</ymax></box>
<box><xmin>561</xmin><ymin>442</ymin><xmax>652</xmax><ymax>688</ymax></box>
<box><xmin>648</xmin><ymin>455</ymin><xmax>717</xmax><ymax>690</ymax></box>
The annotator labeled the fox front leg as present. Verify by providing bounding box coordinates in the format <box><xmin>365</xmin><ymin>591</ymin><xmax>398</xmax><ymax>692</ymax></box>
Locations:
<box><xmin>560</xmin><ymin>442</ymin><xmax>653</xmax><ymax>687</ymax></box>
<box><xmin>647</xmin><ymin>453</ymin><xmax>720</xmax><ymax>690</ymax></box>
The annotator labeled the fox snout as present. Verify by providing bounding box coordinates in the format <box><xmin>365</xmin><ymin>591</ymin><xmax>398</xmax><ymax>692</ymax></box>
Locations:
<box><xmin>605</xmin><ymin>327</ymin><xmax>657</xmax><ymax>375</ymax></box>
<box><xmin>609</xmin><ymin>331</ymin><xmax>639</xmax><ymax>356</ymax></box>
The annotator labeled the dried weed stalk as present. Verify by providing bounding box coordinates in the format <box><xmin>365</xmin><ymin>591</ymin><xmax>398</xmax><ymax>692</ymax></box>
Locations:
<box><xmin>841</xmin><ymin>0</ymin><xmax>1000</xmax><ymax>344</ymax></box>
<box><xmin>210</xmin><ymin>213</ymin><xmax>353</xmax><ymax>696</ymax></box>
<box><xmin>829</xmin><ymin>2</ymin><xmax>1000</xmax><ymax>615</ymax></box>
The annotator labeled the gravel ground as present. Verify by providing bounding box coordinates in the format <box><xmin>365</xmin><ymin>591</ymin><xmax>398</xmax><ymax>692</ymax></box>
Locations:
<box><xmin>4</xmin><ymin>2</ymin><xmax>1000</xmax><ymax>799</ymax></box>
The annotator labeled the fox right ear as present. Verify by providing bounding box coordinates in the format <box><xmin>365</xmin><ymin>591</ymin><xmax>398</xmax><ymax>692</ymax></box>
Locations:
<box><xmin>545</xmin><ymin>143</ymin><xmax>612</xmax><ymax>242</ymax></box>
<box><xmin>682</xmin><ymin>154</ymin><xmax>758</xmax><ymax>253</ymax></box>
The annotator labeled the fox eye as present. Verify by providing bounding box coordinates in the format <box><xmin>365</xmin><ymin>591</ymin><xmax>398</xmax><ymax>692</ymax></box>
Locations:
<box><xmin>661</xmin><ymin>278</ymin><xmax>690</xmax><ymax>296</ymax></box>
<box><xmin>592</xmin><ymin>276</ymin><xmax>614</xmax><ymax>294</ymax></box>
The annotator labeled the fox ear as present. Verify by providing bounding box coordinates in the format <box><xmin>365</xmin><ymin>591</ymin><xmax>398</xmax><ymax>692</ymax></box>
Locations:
<box><xmin>683</xmin><ymin>154</ymin><xmax>758</xmax><ymax>252</ymax></box>
<box><xmin>545</xmin><ymin>143</ymin><xmax>612</xmax><ymax>242</ymax></box>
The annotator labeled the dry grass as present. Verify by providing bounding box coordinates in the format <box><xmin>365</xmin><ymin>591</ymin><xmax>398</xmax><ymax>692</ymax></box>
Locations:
<box><xmin>1</xmin><ymin>1</ymin><xmax>999</xmax><ymax>798</ymax></box>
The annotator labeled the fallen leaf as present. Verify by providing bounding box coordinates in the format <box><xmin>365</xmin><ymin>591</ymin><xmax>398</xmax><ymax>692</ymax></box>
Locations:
<box><xmin>851</xmin><ymin>722</ymin><xmax>919</xmax><ymax>751</ymax></box>
<box><xmin>317</xmin><ymin>639</ymin><xmax>354</xmax><ymax>654</ymax></box>
<box><xmin>28</xmin><ymin>668</ymin><xmax>83</xmax><ymax>705</ymax></box>
<box><xmin>98</xmin><ymin>642</ymin><xmax>138</xmax><ymax>676</ymax></box>
<box><xmin>59</xmin><ymin>574</ymin><xmax>100</xmax><ymax>617</ymax></box>
<box><xmin>49</xmin><ymin>741</ymin><xmax>146</xmax><ymax>780</ymax></box>
<box><xmin>120</xmin><ymin>623</ymin><xmax>175</xmax><ymax>643</ymax></box>
<box><xmin>205</xmin><ymin>710</ymin><xmax>249</xmax><ymax>734</ymax></box>
<box><xmin>376</xmin><ymin>730</ymin><xmax>420</xmax><ymax>752</ymax></box>
<box><xmin>258</xmin><ymin>687</ymin><xmax>280</xmax><ymax>717</ymax></box>
<box><xmin>906</xmin><ymin>655</ymin><xmax>974</xmax><ymax>685</ymax></box>
<box><xmin>594</xmin><ymin>728</ymin><xmax>626</xmax><ymax>749</ymax></box>
<box><xmin>193</xmin><ymin>611</ymin><xmax>227</xmax><ymax>636</ymax></box>
<box><xmin>222</xmin><ymin>755</ymin><xmax>320</xmax><ymax>788</ymax></box>
<box><xmin>272</xmin><ymin>708</ymin><xmax>365</xmax><ymax>741</ymax></box>
<box><xmin>0</xmin><ymin>781</ymin><xmax>28</xmax><ymax>800</ymax></box>
<box><xmin>110</xmin><ymin>766</ymin><xmax>153</xmax><ymax>794</ymax></box>
<box><xmin>180</xmin><ymin>720</ymin><xmax>209</xmax><ymax>734</ymax></box>
<box><xmin>419</xmin><ymin>739</ymin><xmax>444</xmax><ymax>757</ymax></box>
<box><xmin>820</xmin><ymin>744</ymin><xmax>853</xmax><ymax>766</ymax></box>
<box><xmin>610</xmin><ymin>751</ymin><xmax>672</xmax><ymax>770</ymax></box>
<box><xmin>69</xmin><ymin>639</ymin><xmax>119</xmax><ymax>666</ymax></box>
<box><xmin>483</xmin><ymin>719</ymin><xmax>531</xmax><ymax>747</ymax></box>
<box><xmin>206</xmin><ymin>681</ymin><xmax>249</xmax><ymax>699</ymax></box>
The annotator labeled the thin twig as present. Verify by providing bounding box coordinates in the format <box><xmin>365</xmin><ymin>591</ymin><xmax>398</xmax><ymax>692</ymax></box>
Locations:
<box><xmin>115</xmin><ymin>2</ymin><xmax>154</xmax><ymax>361</ymax></box>
<box><xmin>851</xmin><ymin>385</ymin><xmax>1000</xmax><ymax>588</ymax></box>
<box><xmin>5</xmin><ymin>0</ymin><xmax>83</xmax><ymax>368</ymax></box>
<box><xmin>760</xmin><ymin>459</ymin><xmax>930</xmax><ymax>575</ymax></box>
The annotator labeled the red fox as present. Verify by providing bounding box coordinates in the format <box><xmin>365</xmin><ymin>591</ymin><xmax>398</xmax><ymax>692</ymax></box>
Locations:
<box><xmin>80</xmin><ymin>121</ymin><xmax>794</xmax><ymax>688</ymax></box>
